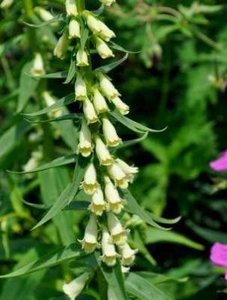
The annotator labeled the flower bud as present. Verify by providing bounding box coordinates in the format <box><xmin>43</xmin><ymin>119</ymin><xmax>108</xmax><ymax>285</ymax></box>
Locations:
<box><xmin>95</xmin><ymin>137</ymin><xmax>113</xmax><ymax>166</ymax></box>
<box><xmin>54</xmin><ymin>32</ymin><xmax>69</xmax><ymax>59</ymax></box>
<box><xmin>108</xmin><ymin>162</ymin><xmax>129</xmax><ymax>189</ymax></box>
<box><xmin>115</xmin><ymin>158</ymin><xmax>138</xmax><ymax>182</ymax></box>
<box><xmin>63</xmin><ymin>272</ymin><xmax>89</xmax><ymax>300</ymax></box>
<box><xmin>99</xmin><ymin>0</ymin><xmax>116</xmax><ymax>6</ymax></box>
<box><xmin>31</xmin><ymin>53</ymin><xmax>45</xmax><ymax>77</ymax></box>
<box><xmin>83</xmin><ymin>99</ymin><xmax>98</xmax><ymax>124</ymax></box>
<box><xmin>99</xmin><ymin>73</ymin><xmax>120</xmax><ymax>100</ymax></box>
<box><xmin>69</xmin><ymin>18</ymin><xmax>81</xmax><ymax>39</ymax></box>
<box><xmin>75</xmin><ymin>74</ymin><xmax>87</xmax><ymax>101</ymax></box>
<box><xmin>86</xmin><ymin>13</ymin><xmax>101</xmax><ymax>35</ymax></box>
<box><xmin>42</xmin><ymin>91</ymin><xmax>63</xmax><ymax>118</ymax></box>
<box><xmin>101</xmin><ymin>228</ymin><xmax>118</xmax><ymax>266</ymax></box>
<box><xmin>89</xmin><ymin>186</ymin><xmax>106</xmax><ymax>216</ymax></box>
<box><xmin>112</xmin><ymin>97</ymin><xmax>129</xmax><ymax>115</ymax></box>
<box><xmin>93</xmin><ymin>88</ymin><xmax>109</xmax><ymax>114</ymax></box>
<box><xmin>107</xmin><ymin>212</ymin><xmax>128</xmax><ymax>245</ymax></box>
<box><xmin>79</xmin><ymin>214</ymin><xmax>99</xmax><ymax>253</ymax></box>
<box><xmin>0</xmin><ymin>0</ymin><xmax>13</xmax><ymax>9</ymax></box>
<box><xmin>104</xmin><ymin>176</ymin><xmax>125</xmax><ymax>214</ymax></box>
<box><xmin>82</xmin><ymin>163</ymin><xmax>98</xmax><ymax>195</ymax></box>
<box><xmin>77</xmin><ymin>119</ymin><xmax>93</xmax><ymax>157</ymax></box>
<box><xmin>35</xmin><ymin>7</ymin><xmax>56</xmax><ymax>24</ymax></box>
<box><xmin>120</xmin><ymin>243</ymin><xmax>138</xmax><ymax>266</ymax></box>
<box><xmin>23</xmin><ymin>151</ymin><xmax>42</xmax><ymax>174</ymax></box>
<box><xmin>76</xmin><ymin>48</ymin><xmax>89</xmax><ymax>67</ymax></box>
<box><xmin>98</xmin><ymin>21</ymin><xmax>116</xmax><ymax>42</ymax></box>
<box><xmin>65</xmin><ymin>0</ymin><xmax>78</xmax><ymax>17</ymax></box>
<box><xmin>95</xmin><ymin>37</ymin><xmax>114</xmax><ymax>59</ymax></box>
<box><xmin>102</xmin><ymin>117</ymin><xmax>121</xmax><ymax>147</ymax></box>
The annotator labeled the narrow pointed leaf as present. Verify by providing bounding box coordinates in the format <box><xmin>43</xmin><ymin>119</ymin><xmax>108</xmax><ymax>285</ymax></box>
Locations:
<box><xmin>110</xmin><ymin>41</ymin><xmax>140</xmax><ymax>54</ymax></box>
<box><xmin>95</xmin><ymin>54</ymin><xmax>128</xmax><ymax>73</ymax></box>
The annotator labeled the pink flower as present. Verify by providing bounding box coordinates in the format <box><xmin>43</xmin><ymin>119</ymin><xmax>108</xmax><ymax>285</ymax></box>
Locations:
<box><xmin>209</xmin><ymin>150</ymin><xmax>227</xmax><ymax>172</ymax></box>
<box><xmin>210</xmin><ymin>243</ymin><xmax>227</xmax><ymax>280</ymax></box>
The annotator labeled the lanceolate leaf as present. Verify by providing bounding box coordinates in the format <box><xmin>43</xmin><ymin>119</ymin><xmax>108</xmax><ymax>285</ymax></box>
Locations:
<box><xmin>23</xmin><ymin>93</ymin><xmax>74</xmax><ymax>117</ymax></box>
<box><xmin>125</xmin><ymin>273</ymin><xmax>173</xmax><ymax>300</ymax></box>
<box><xmin>25</xmin><ymin>113</ymin><xmax>82</xmax><ymax>123</ymax></box>
<box><xmin>110</xmin><ymin>110</ymin><xmax>167</xmax><ymax>134</ymax></box>
<box><xmin>95</xmin><ymin>53</ymin><xmax>128</xmax><ymax>73</ymax></box>
<box><xmin>10</xmin><ymin>154</ymin><xmax>77</xmax><ymax>174</ymax></box>
<box><xmin>110</xmin><ymin>41</ymin><xmax>140</xmax><ymax>54</ymax></box>
<box><xmin>32</xmin><ymin>156</ymin><xmax>88</xmax><ymax>230</ymax></box>
<box><xmin>64</xmin><ymin>59</ymin><xmax>77</xmax><ymax>84</ymax></box>
<box><xmin>122</xmin><ymin>190</ymin><xmax>170</xmax><ymax>230</ymax></box>
<box><xmin>0</xmin><ymin>244</ymin><xmax>82</xmax><ymax>278</ymax></box>
<box><xmin>33</xmin><ymin>71</ymin><xmax>67</xmax><ymax>79</ymax></box>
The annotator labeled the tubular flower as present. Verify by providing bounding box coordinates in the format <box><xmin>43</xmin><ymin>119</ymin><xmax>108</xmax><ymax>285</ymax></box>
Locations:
<box><xmin>86</xmin><ymin>13</ymin><xmax>101</xmax><ymax>35</ymax></box>
<box><xmin>35</xmin><ymin>7</ymin><xmax>55</xmax><ymax>23</ymax></box>
<box><xmin>107</xmin><ymin>212</ymin><xmax>128</xmax><ymax>246</ymax></box>
<box><xmin>104</xmin><ymin>176</ymin><xmax>125</xmax><ymax>214</ymax></box>
<box><xmin>82</xmin><ymin>163</ymin><xmax>98</xmax><ymax>195</ymax></box>
<box><xmin>120</xmin><ymin>243</ymin><xmax>138</xmax><ymax>266</ymax></box>
<box><xmin>76</xmin><ymin>48</ymin><xmax>89</xmax><ymax>67</ymax></box>
<box><xmin>101</xmin><ymin>228</ymin><xmax>119</xmax><ymax>266</ymax></box>
<box><xmin>108</xmin><ymin>162</ymin><xmax>129</xmax><ymax>189</ymax></box>
<box><xmin>75</xmin><ymin>74</ymin><xmax>87</xmax><ymax>101</ymax></box>
<box><xmin>54</xmin><ymin>32</ymin><xmax>69</xmax><ymax>59</ymax></box>
<box><xmin>83</xmin><ymin>99</ymin><xmax>98</xmax><ymax>124</ymax></box>
<box><xmin>115</xmin><ymin>158</ymin><xmax>138</xmax><ymax>182</ymax></box>
<box><xmin>93</xmin><ymin>88</ymin><xmax>109</xmax><ymax>114</ymax></box>
<box><xmin>99</xmin><ymin>73</ymin><xmax>120</xmax><ymax>100</ymax></box>
<box><xmin>95</xmin><ymin>137</ymin><xmax>113</xmax><ymax>166</ymax></box>
<box><xmin>65</xmin><ymin>0</ymin><xmax>78</xmax><ymax>17</ymax></box>
<box><xmin>95</xmin><ymin>37</ymin><xmax>114</xmax><ymax>59</ymax></box>
<box><xmin>112</xmin><ymin>97</ymin><xmax>130</xmax><ymax>115</ymax></box>
<box><xmin>209</xmin><ymin>150</ymin><xmax>227</xmax><ymax>172</ymax></box>
<box><xmin>42</xmin><ymin>91</ymin><xmax>63</xmax><ymax>118</ymax></box>
<box><xmin>31</xmin><ymin>53</ymin><xmax>45</xmax><ymax>77</ymax></box>
<box><xmin>80</xmin><ymin>214</ymin><xmax>99</xmax><ymax>253</ymax></box>
<box><xmin>0</xmin><ymin>0</ymin><xmax>13</xmax><ymax>9</ymax></box>
<box><xmin>69</xmin><ymin>18</ymin><xmax>81</xmax><ymax>39</ymax></box>
<box><xmin>210</xmin><ymin>243</ymin><xmax>227</xmax><ymax>280</ymax></box>
<box><xmin>77</xmin><ymin>119</ymin><xmax>93</xmax><ymax>157</ymax></box>
<box><xmin>99</xmin><ymin>0</ymin><xmax>116</xmax><ymax>6</ymax></box>
<box><xmin>102</xmin><ymin>117</ymin><xmax>122</xmax><ymax>147</ymax></box>
<box><xmin>63</xmin><ymin>272</ymin><xmax>89</xmax><ymax>300</ymax></box>
<box><xmin>97</xmin><ymin>21</ymin><xmax>116</xmax><ymax>42</ymax></box>
<box><xmin>89</xmin><ymin>186</ymin><xmax>106</xmax><ymax>216</ymax></box>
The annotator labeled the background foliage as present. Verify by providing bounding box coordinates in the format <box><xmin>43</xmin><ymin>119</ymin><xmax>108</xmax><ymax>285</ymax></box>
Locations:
<box><xmin>0</xmin><ymin>0</ymin><xmax>227</xmax><ymax>299</ymax></box>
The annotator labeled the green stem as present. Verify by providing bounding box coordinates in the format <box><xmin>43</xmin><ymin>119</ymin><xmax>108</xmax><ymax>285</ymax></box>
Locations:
<box><xmin>97</xmin><ymin>269</ymin><xmax>107</xmax><ymax>300</ymax></box>
<box><xmin>23</xmin><ymin>0</ymin><xmax>33</xmax><ymax>18</ymax></box>
<box><xmin>76</xmin><ymin>0</ymin><xmax>85</xmax><ymax>13</ymax></box>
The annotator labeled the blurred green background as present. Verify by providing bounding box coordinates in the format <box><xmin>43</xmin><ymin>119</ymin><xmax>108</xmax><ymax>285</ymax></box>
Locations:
<box><xmin>1</xmin><ymin>0</ymin><xmax>227</xmax><ymax>299</ymax></box>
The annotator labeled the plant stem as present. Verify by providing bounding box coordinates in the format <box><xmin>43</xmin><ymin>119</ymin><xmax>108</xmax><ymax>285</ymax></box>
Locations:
<box><xmin>97</xmin><ymin>268</ymin><xmax>107</xmax><ymax>300</ymax></box>
<box><xmin>77</xmin><ymin>0</ymin><xmax>85</xmax><ymax>13</ymax></box>
<box><xmin>23</xmin><ymin>0</ymin><xmax>33</xmax><ymax>18</ymax></box>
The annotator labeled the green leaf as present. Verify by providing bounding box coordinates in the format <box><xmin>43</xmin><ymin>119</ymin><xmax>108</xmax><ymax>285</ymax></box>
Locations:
<box><xmin>10</xmin><ymin>154</ymin><xmax>77</xmax><ymax>174</ymax></box>
<box><xmin>23</xmin><ymin>93</ymin><xmax>74</xmax><ymax>117</ymax></box>
<box><xmin>0</xmin><ymin>122</ymin><xmax>30</xmax><ymax>161</ymax></box>
<box><xmin>101</xmin><ymin>261</ymin><xmax>129</xmax><ymax>300</ymax></box>
<box><xmin>125</xmin><ymin>273</ymin><xmax>173</xmax><ymax>300</ymax></box>
<box><xmin>32</xmin><ymin>156</ymin><xmax>87</xmax><ymax>230</ymax></box>
<box><xmin>17</xmin><ymin>62</ymin><xmax>40</xmax><ymax>113</ymax></box>
<box><xmin>122</xmin><ymin>190</ymin><xmax>170</xmax><ymax>230</ymax></box>
<box><xmin>64</xmin><ymin>59</ymin><xmax>77</xmax><ymax>84</ymax></box>
<box><xmin>80</xmin><ymin>27</ymin><xmax>89</xmax><ymax>50</ymax></box>
<box><xmin>25</xmin><ymin>113</ymin><xmax>82</xmax><ymax>123</ymax></box>
<box><xmin>110</xmin><ymin>41</ymin><xmax>140</xmax><ymax>53</ymax></box>
<box><xmin>0</xmin><ymin>244</ymin><xmax>82</xmax><ymax>278</ymax></box>
<box><xmin>116</xmin><ymin>132</ymin><xmax>148</xmax><ymax>150</ymax></box>
<box><xmin>145</xmin><ymin>228</ymin><xmax>204</xmax><ymax>250</ymax></box>
<box><xmin>110</xmin><ymin>110</ymin><xmax>167</xmax><ymax>134</ymax></box>
<box><xmin>65</xmin><ymin>200</ymin><xmax>90</xmax><ymax>210</ymax></box>
<box><xmin>95</xmin><ymin>54</ymin><xmax>128</xmax><ymax>73</ymax></box>
<box><xmin>33</xmin><ymin>70</ymin><xmax>67</xmax><ymax>79</ymax></box>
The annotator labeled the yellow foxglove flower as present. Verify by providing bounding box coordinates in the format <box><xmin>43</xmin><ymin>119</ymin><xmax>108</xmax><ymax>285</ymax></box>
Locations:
<box><xmin>76</xmin><ymin>48</ymin><xmax>89</xmax><ymax>67</ymax></box>
<box><xmin>77</xmin><ymin>119</ymin><xmax>93</xmax><ymax>157</ymax></box>
<box><xmin>112</xmin><ymin>97</ymin><xmax>129</xmax><ymax>115</ymax></box>
<box><xmin>0</xmin><ymin>0</ymin><xmax>13</xmax><ymax>9</ymax></box>
<box><xmin>65</xmin><ymin>0</ymin><xmax>78</xmax><ymax>17</ymax></box>
<box><xmin>99</xmin><ymin>73</ymin><xmax>120</xmax><ymax>100</ymax></box>
<box><xmin>42</xmin><ymin>91</ymin><xmax>62</xmax><ymax>118</ymax></box>
<box><xmin>95</xmin><ymin>37</ymin><xmax>114</xmax><ymax>59</ymax></box>
<box><xmin>93</xmin><ymin>88</ymin><xmax>109</xmax><ymax>114</ymax></box>
<box><xmin>54</xmin><ymin>32</ymin><xmax>69</xmax><ymax>59</ymax></box>
<box><xmin>95</xmin><ymin>137</ymin><xmax>113</xmax><ymax>166</ymax></box>
<box><xmin>101</xmin><ymin>228</ymin><xmax>118</xmax><ymax>266</ymax></box>
<box><xmin>108</xmin><ymin>162</ymin><xmax>129</xmax><ymax>189</ymax></box>
<box><xmin>80</xmin><ymin>214</ymin><xmax>99</xmax><ymax>253</ymax></box>
<box><xmin>89</xmin><ymin>186</ymin><xmax>106</xmax><ymax>216</ymax></box>
<box><xmin>104</xmin><ymin>176</ymin><xmax>125</xmax><ymax>214</ymax></box>
<box><xmin>86</xmin><ymin>13</ymin><xmax>101</xmax><ymax>35</ymax></box>
<box><xmin>120</xmin><ymin>243</ymin><xmax>138</xmax><ymax>266</ymax></box>
<box><xmin>102</xmin><ymin>117</ymin><xmax>121</xmax><ymax>147</ymax></box>
<box><xmin>115</xmin><ymin>158</ymin><xmax>138</xmax><ymax>182</ymax></box>
<box><xmin>82</xmin><ymin>163</ymin><xmax>98</xmax><ymax>195</ymax></box>
<box><xmin>83</xmin><ymin>99</ymin><xmax>98</xmax><ymax>124</ymax></box>
<box><xmin>31</xmin><ymin>53</ymin><xmax>45</xmax><ymax>77</ymax></box>
<box><xmin>99</xmin><ymin>0</ymin><xmax>116</xmax><ymax>6</ymax></box>
<box><xmin>75</xmin><ymin>74</ymin><xmax>87</xmax><ymax>101</ymax></box>
<box><xmin>69</xmin><ymin>18</ymin><xmax>81</xmax><ymax>39</ymax></box>
<box><xmin>107</xmin><ymin>212</ymin><xmax>128</xmax><ymax>245</ymax></box>
<box><xmin>98</xmin><ymin>21</ymin><xmax>116</xmax><ymax>42</ymax></box>
<box><xmin>35</xmin><ymin>7</ymin><xmax>55</xmax><ymax>23</ymax></box>
<box><xmin>63</xmin><ymin>273</ymin><xmax>89</xmax><ymax>300</ymax></box>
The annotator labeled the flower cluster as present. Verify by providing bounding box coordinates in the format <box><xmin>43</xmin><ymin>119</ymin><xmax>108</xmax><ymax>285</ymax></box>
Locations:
<box><xmin>53</xmin><ymin>0</ymin><xmax>137</xmax><ymax>268</ymax></box>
